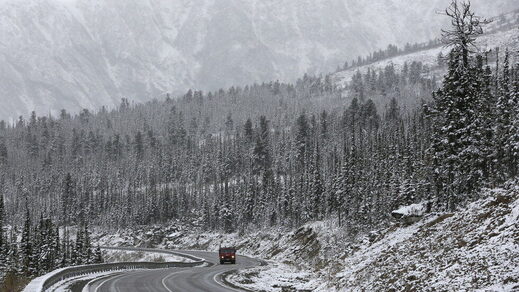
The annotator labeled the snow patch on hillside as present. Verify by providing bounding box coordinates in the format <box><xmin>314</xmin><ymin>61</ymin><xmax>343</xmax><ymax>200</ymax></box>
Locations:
<box><xmin>102</xmin><ymin>249</ymin><xmax>187</xmax><ymax>263</ymax></box>
<box><xmin>392</xmin><ymin>202</ymin><xmax>427</xmax><ymax>217</ymax></box>
<box><xmin>333</xmin><ymin>26</ymin><xmax>519</xmax><ymax>89</ymax></box>
<box><xmin>228</xmin><ymin>263</ymin><xmax>320</xmax><ymax>292</ymax></box>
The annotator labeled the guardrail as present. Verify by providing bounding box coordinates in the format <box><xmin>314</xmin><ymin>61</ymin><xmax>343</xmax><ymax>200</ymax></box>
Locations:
<box><xmin>100</xmin><ymin>246</ymin><xmax>206</xmax><ymax>262</ymax></box>
<box><xmin>22</xmin><ymin>247</ymin><xmax>206</xmax><ymax>292</ymax></box>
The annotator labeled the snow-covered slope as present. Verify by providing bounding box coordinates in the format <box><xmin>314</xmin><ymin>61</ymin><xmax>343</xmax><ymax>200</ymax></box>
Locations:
<box><xmin>0</xmin><ymin>0</ymin><xmax>517</xmax><ymax>121</ymax></box>
<box><xmin>333</xmin><ymin>25</ymin><xmax>519</xmax><ymax>89</ymax></box>
<box><xmin>333</xmin><ymin>183</ymin><xmax>519</xmax><ymax>291</ymax></box>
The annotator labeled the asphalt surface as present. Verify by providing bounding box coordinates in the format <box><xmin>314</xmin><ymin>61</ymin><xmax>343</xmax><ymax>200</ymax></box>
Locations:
<box><xmin>87</xmin><ymin>250</ymin><xmax>262</xmax><ymax>292</ymax></box>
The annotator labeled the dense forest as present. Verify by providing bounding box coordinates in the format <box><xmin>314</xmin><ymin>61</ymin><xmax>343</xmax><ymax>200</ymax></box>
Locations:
<box><xmin>0</xmin><ymin>0</ymin><xmax>518</xmax><ymax>285</ymax></box>
<box><xmin>0</xmin><ymin>60</ymin><xmax>439</xmax><ymax>230</ymax></box>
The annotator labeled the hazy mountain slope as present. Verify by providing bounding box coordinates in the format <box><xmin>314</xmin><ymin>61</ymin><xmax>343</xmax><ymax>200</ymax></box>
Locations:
<box><xmin>333</xmin><ymin>25</ymin><xmax>519</xmax><ymax>94</ymax></box>
<box><xmin>0</xmin><ymin>0</ymin><xmax>517</xmax><ymax>120</ymax></box>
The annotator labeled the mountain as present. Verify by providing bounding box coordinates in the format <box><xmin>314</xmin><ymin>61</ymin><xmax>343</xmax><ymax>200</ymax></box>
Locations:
<box><xmin>0</xmin><ymin>0</ymin><xmax>517</xmax><ymax>120</ymax></box>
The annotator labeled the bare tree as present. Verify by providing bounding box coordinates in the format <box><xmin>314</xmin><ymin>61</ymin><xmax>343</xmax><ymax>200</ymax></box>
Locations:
<box><xmin>441</xmin><ymin>0</ymin><xmax>490</xmax><ymax>68</ymax></box>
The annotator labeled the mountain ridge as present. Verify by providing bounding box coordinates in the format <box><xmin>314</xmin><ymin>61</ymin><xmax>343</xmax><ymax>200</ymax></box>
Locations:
<box><xmin>0</xmin><ymin>0</ymin><xmax>517</xmax><ymax>121</ymax></box>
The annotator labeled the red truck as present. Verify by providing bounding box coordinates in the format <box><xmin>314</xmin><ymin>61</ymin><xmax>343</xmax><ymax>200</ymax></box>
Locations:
<box><xmin>219</xmin><ymin>247</ymin><xmax>236</xmax><ymax>264</ymax></box>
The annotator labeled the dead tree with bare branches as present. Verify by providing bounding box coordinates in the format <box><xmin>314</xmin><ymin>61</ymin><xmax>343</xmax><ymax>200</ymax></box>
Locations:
<box><xmin>441</xmin><ymin>0</ymin><xmax>490</xmax><ymax>68</ymax></box>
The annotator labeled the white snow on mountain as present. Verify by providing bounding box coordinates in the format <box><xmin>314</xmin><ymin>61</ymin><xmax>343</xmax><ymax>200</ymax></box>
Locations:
<box><xmin>333</xmin><ymin>26</ymin><xmax>519</xmax><ymax>89</ymax></box>
<box><xmin>0</xmin><ymin>0</ymin><xmax>517</xmax><ymax>120</ymax></box>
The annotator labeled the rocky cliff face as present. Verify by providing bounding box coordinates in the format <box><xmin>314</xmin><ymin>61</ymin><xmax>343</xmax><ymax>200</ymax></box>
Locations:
<box><xmin>0</xmin><ymin>0</ymin><xmax>517</xmax><ymax>120</ymax></box>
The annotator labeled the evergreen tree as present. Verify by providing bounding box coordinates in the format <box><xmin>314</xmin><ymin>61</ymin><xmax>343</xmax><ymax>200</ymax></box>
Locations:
<box><xmin>60</xmin><ymin>227</ymin><xmax>71</xmax><ymax>268</ymax></box>
<box><xmin>428</xmin><ymin>1</ymin><xmax>492</xmax><ymax>209</ymax></box>
<box><xmin>94</xmin><ymin>244</ymin><xmax>103</xmax><ymax>264</ymax></box>
<box><xmin>244</xmin><ymin>118</ymin><xmax>253</xmax><ymax>142</ymax></box>
<box><xmin>61</xmin><ymin>173</ymin><xmax>75</xmax><ymax>224</ymax></box>
<box><xmin>134</xmin><ymin>131</ymin><xmax>144</xmax><ymax>160</ymax></box>
<box><xmin>295</xmin><ymin>113</ymin><xmax>310</xmax><ymax>169</ymax></box>
<box><xmin>0</xmin><ymin>194</ymin><xmax>4</xmax><ymax>271</ymax></box>
<box><xmin>506</xmin><ymin>63</ymin><xmax>519</xmax><ymax>177</ymax></box>
<box><xmin>309</xmin><ymin>145</ymin><xmax>324</xmax><ymax>220</ymax></box>
<box><xmin>0</xmin><ymin>139</ymin><xmax>7</xmax><ymax>165</ymax></box>
<box><xmin>20</xmin><ymin>201</ymin><xmax>34</xmax><ymax>276</ymax></box>
<box><xmin>83</xmin><ymin>224</ymin><xmax>93</xmax><ymax>264</ymax></box>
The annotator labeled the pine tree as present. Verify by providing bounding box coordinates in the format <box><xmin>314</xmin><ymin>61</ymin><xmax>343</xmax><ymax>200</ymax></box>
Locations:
<box><xmin>220</xmin><ymin>203</ymin><xmax>234</xmax><ymax>234</ymax></box>
<box><xmin>53</xmin><ymin>226</ymin><xmax>61</xmax><ymax>269</ymax></box>
<box><xmin>94</xmin><ymin>244</ymin><xmax>103</xmax><ymax>264</ymax></box>
<box><xmin>295</xmin><ymin>113</ymin><xmax>310</xmax><ymax>169</ymax></box>
<box><xmin>385</xmin><ymin>97</ymin><xmax>400</xmax><ymax>122</ymax></box>
<box><xmin>225</xmin><ymin>113</ymin><xmax>234</xmax><ymax>133</ymax></box>
<box><xmin>309</xmin><ymin>144</ymin><xmax>324</xmax><ymax>220</ymax></box>
<box><xmin>507</xmin><ymin>63</ymin><xmax>519</xmax><ymax>177</ymax></box>
<box><xmin>0</xmin><ymin>194</ymin><xmax>4</xmax><ymax>271</ymax></box>
<box><xmin>36</xmin><ymin>216</ymin><xmax>56</xmax><ymax>274</ymax></box>
<box><xmin>6</xmin><ymin>241</ymin><xmax>18</xmax><ymax>274</ymax></box>
<box><xmin>332</xmin><ymin>152</ymin><xmax>355</xmax><ymax>226</ymax></box>
<box><xmin>74</xmin><ymin>226</ymin><xmax>84</xmax><ymax>265</ymax></box>
<box><xmin>0</xmin><ymin>140</ymin><xmax>7</xmax><ymax>165</ymax></box>
<box><xmin>319</xmin><ymin>110</ymin><xmax>328</xmax><ymax>140</ymax></box>
<box><xmin>243</xmin><ymin>176</ymin><xmax>256</xmax><ymax>226</ymax></box>
<box><xmin>61</xmin><ymin>173</ymin><xmax>75</xmax><ymax>224</ymax></box>
<box><xmin>244</xmin><ymin>118</ymin><xmax>253</xmax><ymax>143</ymax></box>
<box><xmin>84</xmin><ymin>224</ymin><xmax>93</xmax><ymax>264</ymax></box>
<box><xmin>134</xmin><ymin>131</ymin><xmax>144</xmax><ymax>160</ymax></box>
<box><xmin>428</xmin><ymin>1</ymin><xmax>491</xmax><ymax>210</ymax></box>
<box><xmin>60</xmin><ymin>227</ymin><xmax>71</xmax><ymax>268</ymax></box>
<box><xmin>20</xmin><ymin>201</ymin><xmax>34</xmax><ymax>276</ymax></box>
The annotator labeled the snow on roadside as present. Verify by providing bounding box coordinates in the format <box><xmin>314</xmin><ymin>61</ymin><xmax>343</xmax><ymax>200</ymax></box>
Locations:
<box><xmin>227</xmin><ymin>263</ymin><xmax>319</xmax><ymax>292</ymax></box>
<box><xmin>47</xmin><ymin>270</ymin><xmax>122</xmax><ymax>292</ymax></box>
<box><xmin>21</xmin><ymin>264</ymin><xmax>101</xmax><ymax>292</ymax></box>
<box><xmin>102</xmin><ymin>249</ymin><xmax>188</xmax><ymax>263</ymax></box>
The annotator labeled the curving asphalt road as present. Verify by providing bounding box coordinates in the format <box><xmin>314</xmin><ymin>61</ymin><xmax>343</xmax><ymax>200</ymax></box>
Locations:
<box><xmin>87</xmin><ymin>250</ymin><xmax>262</xmax><ymax>292</ymax></box>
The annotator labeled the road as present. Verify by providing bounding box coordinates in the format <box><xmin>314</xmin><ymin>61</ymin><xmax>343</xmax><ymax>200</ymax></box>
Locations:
<box><xmin>87</xmin><ymin>250</ymin><xmax>262</xmax><ymax>292</ymax></box>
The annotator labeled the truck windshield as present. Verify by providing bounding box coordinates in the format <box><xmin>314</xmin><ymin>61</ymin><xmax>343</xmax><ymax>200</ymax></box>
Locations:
<box><xmin>220</xmin><ymin>249</ymin><xmax>235</xmax><ymax>253</ymax></box>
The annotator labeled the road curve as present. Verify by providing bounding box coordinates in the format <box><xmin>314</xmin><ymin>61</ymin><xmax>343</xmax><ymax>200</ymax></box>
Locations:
<box><xmin>87</xmin><ymin>249</ymin><xmax>262</xmax><ymax>292</ymax></box>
